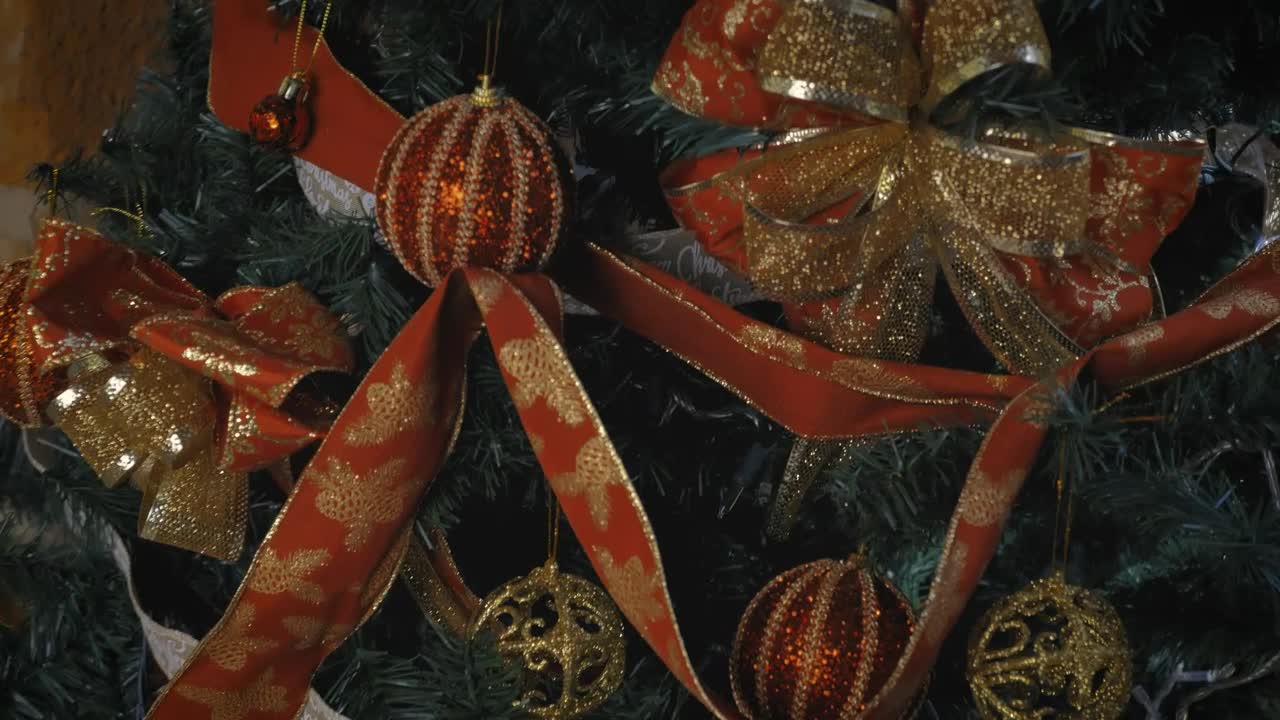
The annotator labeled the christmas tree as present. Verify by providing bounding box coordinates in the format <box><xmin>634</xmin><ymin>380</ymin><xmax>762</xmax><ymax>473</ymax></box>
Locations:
<box><xmin>3</xmin><ymin>1</ymin><xmax>1280</xmax><ymax>718</ymax></box>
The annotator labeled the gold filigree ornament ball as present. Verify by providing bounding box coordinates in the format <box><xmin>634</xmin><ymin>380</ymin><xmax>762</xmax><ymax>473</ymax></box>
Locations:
<box><xmin>967</xmin><ymin>570</ymin><xmax>1132</xmax><ymax>720</ymax></box>
<box><xmin>468</xmin><ymin>561</ymin><xmax>626</xmax><ymax>720</ymax></box>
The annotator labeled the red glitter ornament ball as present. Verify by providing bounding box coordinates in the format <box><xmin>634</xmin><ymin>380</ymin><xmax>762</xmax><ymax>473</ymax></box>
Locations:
<box><xmin>731</xmin><ymin>557</ymin><xmax>920</xmax><ymax>720</ymax></box>
<box><xmin>374</xmin><ymin>81</ymin><xmax>569</xmax><ymax>286</ymax></box>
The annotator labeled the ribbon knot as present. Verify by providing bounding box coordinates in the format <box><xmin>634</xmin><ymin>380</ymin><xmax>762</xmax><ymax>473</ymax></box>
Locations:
<box><xmin>8</xmin><ymin>219</ymin><xmax>353</xmax><ymax>560</ymax></box>
<box><xmin>655</xmin><ymin>0</ymin><xmax>1204</xmax><ymax>373</ymax></box>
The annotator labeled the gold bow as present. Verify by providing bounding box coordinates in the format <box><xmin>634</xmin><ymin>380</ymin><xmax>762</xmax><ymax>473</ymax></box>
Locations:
<box><xmin>656</xmin><ymin>0</ymin><xmax>1205</xmax><ymax>539</ymax></box>
<box><xmin>663</xmin><ymin>0</ymin><xmax>1192</xmax><ymax>373</ymax></box>
<box><xmin>11</xmin><ymin>221</ymin><xmax>353</xmax><ymax>561</ymax></box>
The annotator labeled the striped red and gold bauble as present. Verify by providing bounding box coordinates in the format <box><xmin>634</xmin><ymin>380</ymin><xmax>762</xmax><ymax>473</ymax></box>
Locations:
<box><xmin>731</xmin><ymin>556</ymin><xmax>921</xmax><ymax>720</ymax></box>
<box><xmin>374</xmin><ymin>77</ymin><xmax>569</xmax><ymax>287</ymax></box>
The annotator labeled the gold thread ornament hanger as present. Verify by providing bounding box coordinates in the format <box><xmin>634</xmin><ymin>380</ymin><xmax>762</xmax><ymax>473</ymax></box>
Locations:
<box><xmin>45</xmin><ymin>167</ymin><xmax>61</xmax><ymax>218</ymax></box>
<box><xmin>247</xmin><ymin>0</ymin><xmax>333</xmax><ymax>151</ymax></box>
<box><xmin>965</xmin><ymin>436</ymin><xmax>1135</xmax><ymax>720</ymax></box>
<box><xmin>90</xmin><ymin>183</ymin><xmax>153</xmax><ymax>244</ymax></box>
<box><xmin>472</xmin><ymin>1</ymin><xmax>505</xmax><ymax>106</ymax></box>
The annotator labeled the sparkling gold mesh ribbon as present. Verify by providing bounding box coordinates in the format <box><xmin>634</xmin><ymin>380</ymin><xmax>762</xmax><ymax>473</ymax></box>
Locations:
<box><xmin>753</xmin><ymin>0</ymin><xmax>1051</xmax><ymax>122</ymax></box>
<box><xmin>48</xmin><ymin>352</ymin><xmax>214</xmax><ymax>488</ymax></box>
<box><xmin>46</xmin><ymin>350</ymin><xmax>249</xmax><ymax>559</ymax></box>
<box><xmin>757</xmin><ymin>0</ymin><xmax>922</xmax><ymax>123</ymax></box>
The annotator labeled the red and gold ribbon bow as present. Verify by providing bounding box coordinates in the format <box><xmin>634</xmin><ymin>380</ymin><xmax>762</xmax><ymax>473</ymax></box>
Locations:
<box><xmin>654</xmin><ymin>0</ymin><xmax>1205</xmax><ymax>372</ymax></box>
<box><xmin>136</xmin><ymin>2</ymin><xmax>1280</xmax><ymax>719</ymax></box>
<box><xmin>1</xmin><ymin>219</ymin><xmax>354</xmax><ymax>560</ymax></box>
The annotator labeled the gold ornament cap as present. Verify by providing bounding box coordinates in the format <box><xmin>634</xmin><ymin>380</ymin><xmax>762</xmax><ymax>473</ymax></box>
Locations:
<box><xmin>472</xmin><ymin>74</ymin><xmax>506</xmax><ymax>108</ymax></box>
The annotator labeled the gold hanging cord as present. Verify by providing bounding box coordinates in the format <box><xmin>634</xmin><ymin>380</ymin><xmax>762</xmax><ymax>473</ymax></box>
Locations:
<box><xmin>1050</xmin><ymin>441</ymin><xmax>1075</xmax><ymax>570</ymax></box>
<box><xmin>289</xmin><ymin>0</ymin><xmax>334</xmax><ymax>78</ymax></box>
<box><xmin>1051</xmin><ymin>400</ymin><xmax>1167</xmax><ymax>570</ymax></box>
<box><xmin>546</xmin><ymin>483</ymin><xmax>562</xmax><ymax>564</ymax></box>
<box><xmin>46</xmin><ymin>167</ymin><xmax>60</xmax><ymax>217</ymax></box>
<box><xmin>91</xmin><ymin>184</ymin><xmax>152</xmax><ymax>242</ymax></box>
<box><xmin>479</xmin><ymin>1</ymin><xmax>506</xmax><ymax>88</ymax></box>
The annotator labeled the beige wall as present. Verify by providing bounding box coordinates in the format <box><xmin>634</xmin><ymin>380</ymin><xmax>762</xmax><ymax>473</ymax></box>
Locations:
<box><xmin>0</xmin><ymin>184</ymin><xmax>38</xmax><ymax>262</ymax></box>
<box><xmin>0</xmin><ymin>0</ymin><xmax>168</xmax><ymax>261</ymax></box>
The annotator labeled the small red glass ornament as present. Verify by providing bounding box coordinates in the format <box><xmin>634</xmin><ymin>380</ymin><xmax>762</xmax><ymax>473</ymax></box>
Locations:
<box><xmin>731</xmin><ymin>556</ymin><xmax>923</xmax><ymax>720</ymax></box>
<box><xmin>248</xmin><ymin>74</ymin><xmax>313</xmax><ymax>151</ymax></box>
<box><xmin>374</xmin><ymin>75</ymin><xmax>570</xmax><ymax>287</ymax></box>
